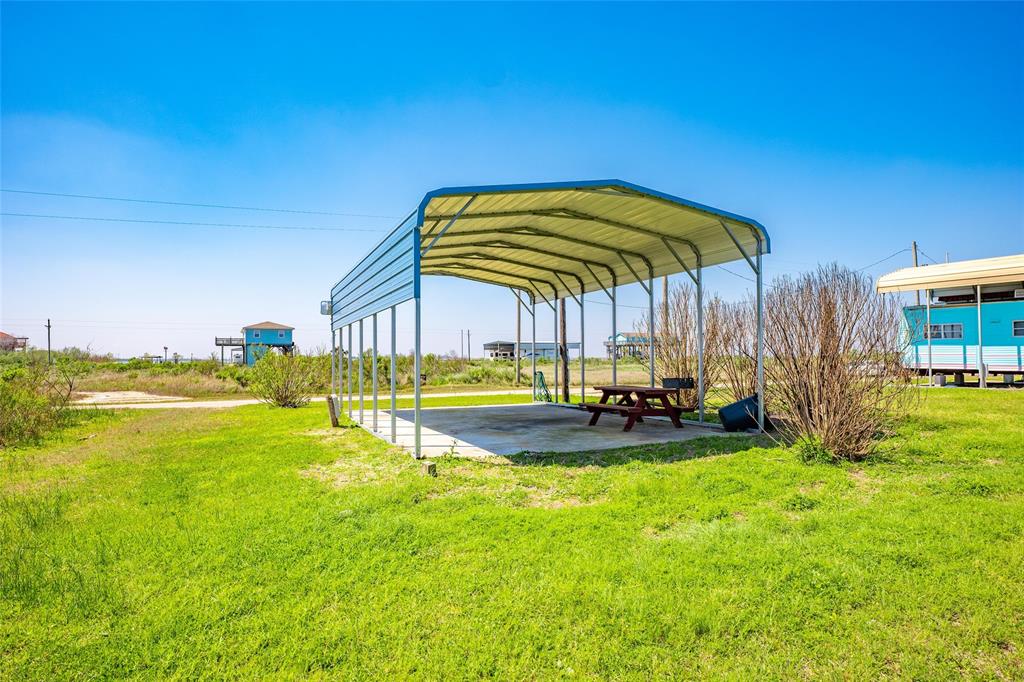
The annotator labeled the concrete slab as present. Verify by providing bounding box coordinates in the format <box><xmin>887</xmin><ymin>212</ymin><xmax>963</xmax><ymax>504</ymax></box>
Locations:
<box><xmin>352</xmin><ymin>403</ymin><xmax>729</xmax><ymax>459</ymax></box>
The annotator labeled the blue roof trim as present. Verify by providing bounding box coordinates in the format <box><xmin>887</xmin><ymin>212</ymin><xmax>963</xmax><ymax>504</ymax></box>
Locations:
<box><xmin>414</xmin><ymin>179</ymin><xmax>770</xmax><ymax>253</ymax></box>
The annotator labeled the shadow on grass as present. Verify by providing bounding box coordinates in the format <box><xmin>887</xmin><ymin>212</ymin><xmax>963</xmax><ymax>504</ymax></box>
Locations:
<box><xmin>505</xmin><ymin>434</ymin><xmax>769</xmax><ymax>468</ymax></box>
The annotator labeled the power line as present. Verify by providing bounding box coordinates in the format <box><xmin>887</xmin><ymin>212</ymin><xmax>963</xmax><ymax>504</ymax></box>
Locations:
<box><xmin>857</xmin><ymin>248</ymin><xmax>910</xmax><ymax>272</ymax></box>
<box><xmin>0</xmin><ymin>212</ymin><xmax>385</xmax><ymax>233</ymax></box>
<box><xmin>916</xmin><ymin>247</ymin><xmax>942</xmax><ymax>265</ymax></box>
<box><xmin>0</xmin><ymin>188</ymin><xmax>400</xmax><ymax>220</ymax></box>
<box><xmin>717</xmin><ymin>265</ymin><xmax>756</xmax><ymax>284</ymax></box>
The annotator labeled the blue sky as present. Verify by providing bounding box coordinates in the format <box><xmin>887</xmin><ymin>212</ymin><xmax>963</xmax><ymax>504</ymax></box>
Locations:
<box><xmin>2</xmin><ymin>2</ymin><xmax>1022</xmax><ymax>358</ymax></box>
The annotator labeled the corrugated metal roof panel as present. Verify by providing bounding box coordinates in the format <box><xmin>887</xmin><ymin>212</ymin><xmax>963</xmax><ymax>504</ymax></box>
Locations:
<box><xmin>329</xmin><ymin>180</ymin><xmax>769</xmax><ymax>320</ymax></box>
<box><xmin>415</xmin><ymin>180</ymin><xmax>768</xmax><ymax>302</ymax></box>
<box><xmin>876</xmin><ymin>254</ymin><xmax>1024</xmax><ymax>293</ymax></box>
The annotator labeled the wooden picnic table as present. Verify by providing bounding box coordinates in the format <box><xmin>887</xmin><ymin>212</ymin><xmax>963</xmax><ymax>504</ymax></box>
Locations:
<box><xmin>582</xmin><ymin>385</ymin><xmax>684</xmax><ymax>432</ymax></box>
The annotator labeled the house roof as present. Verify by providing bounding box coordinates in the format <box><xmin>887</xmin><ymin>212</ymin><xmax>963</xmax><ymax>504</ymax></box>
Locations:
<box><xmin>242</xmin><ymin>321</ymin><xmax>294</xmax><ymax>331</ymax></box>
<box><xmin>607</xmin><ymin>333</ymin><xmax>650</xmax><ymax>343</ymax></box>
<box><xmin>876</xmin><ymin>254</ymin><xmax>1024</xmax><ymax>293</ymax></box>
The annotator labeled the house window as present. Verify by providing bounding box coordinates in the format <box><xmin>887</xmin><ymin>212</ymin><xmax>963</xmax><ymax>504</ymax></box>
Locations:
<box><xmin>278</xmin><ymin>330</ymin><xmax>285</xmax><ymax>339</ymax></box>
<box><xmin>253</xmin><ymin>330</ymin><xmax>261</xmax><ymax>339</ymax></box>
<box><xmin>926</xmin><ymin>323</ymin><xmax>963</xmax><ymax>340</ymax></box>
<box><xmin>1014</xmin><ymin>321</ymin><xmax>1024</xmax><ymax>337</ymax></box>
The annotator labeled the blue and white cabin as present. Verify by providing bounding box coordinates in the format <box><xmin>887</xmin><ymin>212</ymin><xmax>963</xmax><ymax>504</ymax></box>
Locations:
<box><xmin>877</xmin><ymin>254</ymin><xmax>1024</xmax><ymax>382</ymax></box>
<box><xmin>242</xmin><ymin>321</ymin><xmax>295</xmax><ymax>366</ymax></box>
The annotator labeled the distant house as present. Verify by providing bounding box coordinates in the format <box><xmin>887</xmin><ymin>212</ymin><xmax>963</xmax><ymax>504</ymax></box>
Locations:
<box><xmin>483</xmin><ymin>340</ymin><xmax>580</xmax><ymax>361</ymax></box>
<box><xmin>0</xmin><ymin>331</ymin><xmax>28</xmax><ymax>352</ymax></box>
<box><xmin>604</xmin><ymin>333</ymin><xmax>650</xmax><ymax>359</ymax></box>
<box><xmin>242</xmin><ymin>322</ymin><xmax>295</xmax><ymax>365</ymax></box>
<box><xmin>216</xmin><ymin>322</ymin><xmax>295</xmax><ymax>365</ymax></box>
<box><xmin>877</xmin><ymin>254</ymin><xmax>1024</xmax><ymax>383</ymax></box>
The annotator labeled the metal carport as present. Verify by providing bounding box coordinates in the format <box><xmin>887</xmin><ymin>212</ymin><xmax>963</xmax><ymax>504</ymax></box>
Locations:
<box><xmin>327</xmin><ymin>180</ymin><xmax>770</xmax><ymax>458</ymax></box>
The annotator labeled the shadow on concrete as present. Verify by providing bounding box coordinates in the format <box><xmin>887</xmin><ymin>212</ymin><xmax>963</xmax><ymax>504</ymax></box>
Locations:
<box><xmin>387</xmin><ymin>403</ymin><xmax>765</xmax><ymax>463</ymax></box>
<box><xmin>505</xmin><ymin>433</ymin><xmax>766</xmax><ymax>468</ymax></box>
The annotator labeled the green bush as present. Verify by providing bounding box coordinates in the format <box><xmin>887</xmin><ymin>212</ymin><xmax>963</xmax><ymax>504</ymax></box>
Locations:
<box><xmin>247</xmin><ymin>353</ymin><xmax>318</xmax><ymax>408</ymax></box>
<box><xmin>215</xmin><ymin>364</ymin><xmax>251</xmax><ymax>387</ymax></box>
<box><xmin>0</xmin><ymin>359</ymin><xmax>79</xmax><ymax>448</ymax></box>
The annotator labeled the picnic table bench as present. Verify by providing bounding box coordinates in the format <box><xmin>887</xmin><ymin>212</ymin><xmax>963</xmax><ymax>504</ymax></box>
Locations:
<box><xmin>581</xmin><ymin>385</ymin><xmax>684</xmax><ymax>432</ymax></box>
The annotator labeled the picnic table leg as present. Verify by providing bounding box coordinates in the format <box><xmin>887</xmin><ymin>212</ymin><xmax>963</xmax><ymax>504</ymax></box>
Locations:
<box><xmin>623</xmin><ymin>394</ymin><xmax>644</xmax><ymax>422</ymax></box>
<box><xmin>660</xmin><ymin>394</ymin><xmax>684</xmax><ymax>428</ymax></box>
<box><xmin>589</xmin><ymin>390</ymin><xmax>611</xmax><ymax>425</ymax></box>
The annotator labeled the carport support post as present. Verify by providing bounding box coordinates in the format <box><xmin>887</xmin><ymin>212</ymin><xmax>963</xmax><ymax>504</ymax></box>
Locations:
<box><xmin>358</xmin><ymin>319</ymin><xmax>364</xmax><ymax>423</ymax></box>
<box><xmin>330</xmin><ymin>328</ymin><xmax>336</xmax><ymax>399</ymax></box>
<box><xmin>347</xmin><ymin>325</ymin><xmax>353</xmax><ymax>419</ymax></box>
<box><xmin>372</xmin><ymin>313</ymin><xmax>378</xmax><ymax>431</ymax></box>
<box><xmin>515</xmin><ymin>296</ymin><xmax>521</xmax><ymax>386</ymax></box>
<box><xmin>697</xmin><ymin>263</ymin><xmax>705</xmax><ymax>423</ymax></box>
<box><xmin>926</xmin><ymin>289</ymin><xmax>933</xmax><ymax>385</ymax></box>
<box><xmin>413</xmin><ymin>220</ymin><xmax>423</xmax><ymax>459</ymax></box>
<box><xmin>414</xmin><ymin>295</ymin><xmax>422</xmax><ymax>457</ymax></box>
<box><xmin>977</xmin><ymin>284</ymin><xmax>985</xmax><ymax>388</ymax></box>
<box><xmin>756</xmin><ymin>243</ymin><xmax>765</xmax><ymax>432</ymax></box>
<box><xmin>340</xmin><ymin>328</ymin><xmax>346</xmax><ymax>410</ymax></box>
<box><xmin>648</xmin><ymin>274</ymin><xmax>655</xmax><ymax>387</ymax></box>
<box><xmin>553</xmin><ymin>297</ymin><xmax>559</xmax><ymax>403</ymax></box>
<box><xmin>611</xmin><ymin>286</ymin><xmax>618</xmax><ymax>384</ymax></box>
<box><xmin>390</xmin><ymin>305</ymin><xmax>397</xmax><ymax>443</ymax></box>
<box><xmin>531</xmin><ymin>300</ymin><xmax>537</xmax><ymax>400</ymax></box>
<box><xmin>580</xmin><ymin>291</ymin><xmax>585</xmax><ymax>404</ymax></box>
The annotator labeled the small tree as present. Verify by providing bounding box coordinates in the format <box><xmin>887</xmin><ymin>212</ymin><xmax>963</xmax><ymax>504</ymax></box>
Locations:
<box><xmin>764</xmin><ymin>264</ymin><xmax>913</xmax><ymax>461</ymax></box>
<box><xmin>247</xmin><ymin>352</ymin><xmax>317</xmax><ymax>408</ymax></box>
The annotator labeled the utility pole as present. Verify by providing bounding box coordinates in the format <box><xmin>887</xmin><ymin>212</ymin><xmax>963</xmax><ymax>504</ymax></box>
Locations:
<box><xmin>662</xmin><ymin>275</ymin><xmax>669</xmax><ymax>332</ymax></box>
<box><xmin>559</xmin><ymin>299</ymin><xmax>568</xmax><ymax>402</ymax></box>
<box><xmin>515</xmin><ymin>297</ymin><xmax>521</xmax><ymax>385</ymax></box>
<box><xmin>460</xmin><ymin>329</ymin><xmax>464</xmax><ymax>361</ymax></box>
<box><xmin>912</xmin><ymin>241</ymin><xmax>920</xmax><ymax>306</ymax></box>
<box><xmin>467</xmin><ymin>329</ymin><xmax>471</xmax><ymax>361</ymax></box>
<box><xmin>46</xmin><ymin>319</ymin><xmax>52</xmax><ymax>364</ymax></box>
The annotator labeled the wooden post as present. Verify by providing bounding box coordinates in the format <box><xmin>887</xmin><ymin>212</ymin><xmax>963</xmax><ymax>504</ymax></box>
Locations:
<box><xmin>326</xmin><ymin>395</ymin><xmax>339</xmax><ymax>427</ymax></box>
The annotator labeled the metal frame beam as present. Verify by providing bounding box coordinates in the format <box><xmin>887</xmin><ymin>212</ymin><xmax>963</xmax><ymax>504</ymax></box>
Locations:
<box><xmin>425</xmin><ymin>251</ymin><xmax>586</xmax><ymax>296</ymax></box>
<box><xmin>720</xmin><ymin>220</ymin><xmax>758</xmax><ymax>274</ymax></box>
<box><xmin>420</xmin><ymin>195</ymin><xmax>476</xmax><ymax>257</ymax></box>
<box><xmin>425</xmin><ymin>239</ymin><xmax>618</xmax><ymax>284</ymax></box>
<box><xmin>429</xmin><ymin>226</ymin><xmax>654</xmax><ymax>280</ymax></box>
<box><xmin>425</xmin><ymin>262</ymin><xmax>558</xmax><ymax>302</ymax></box>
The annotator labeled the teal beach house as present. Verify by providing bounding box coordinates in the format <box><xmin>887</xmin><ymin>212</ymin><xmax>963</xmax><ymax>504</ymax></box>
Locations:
<box><xmin>242</xmin><ymin>321</ymin><xmax>295</xmax><ymax>366</ymax></box>
<box><xmin>877</xmin><ymin>255</ymin><xmax>1024</xmax><ymax>385</ymax></box>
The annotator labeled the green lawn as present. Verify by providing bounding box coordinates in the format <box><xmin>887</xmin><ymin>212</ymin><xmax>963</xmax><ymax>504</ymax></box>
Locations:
<box><xmin>2</xmin><ymin>390</ymin><xmax>1022</xmax><ymax>678</ymax></box>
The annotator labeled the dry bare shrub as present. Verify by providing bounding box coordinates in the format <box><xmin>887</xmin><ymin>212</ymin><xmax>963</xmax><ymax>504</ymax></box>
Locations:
<box><xmin>764</xmin><ymin>264</ymin><xmax>913</xmax><ymax>461</ymax></box>
<box><xmin>635</xmin><ymin>282</ymin><xmax>723</xmax><ymax>406</ymax></box>
<box><xmin>710</xmin><ymin>296</ymin><xmax>759</xmax><ymax>403</ymax></box>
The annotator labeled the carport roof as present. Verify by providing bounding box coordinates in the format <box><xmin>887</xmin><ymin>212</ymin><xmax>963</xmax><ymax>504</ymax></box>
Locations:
<box><xmin>416</xmin><ymin>179</ymin><xmax>769</xmax><ymax>301</ymax></box>
<box><xmin>876</xmin><ymin>254</ymin><xmax>1024</xmax><ymax>293</ymax></box>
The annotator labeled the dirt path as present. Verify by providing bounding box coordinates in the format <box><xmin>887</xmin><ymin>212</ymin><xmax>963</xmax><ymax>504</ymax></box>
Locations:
<box><xmin>75</xmin><ymin>388</ymin><xmax>541</xmax><ymax>410</ymax></box>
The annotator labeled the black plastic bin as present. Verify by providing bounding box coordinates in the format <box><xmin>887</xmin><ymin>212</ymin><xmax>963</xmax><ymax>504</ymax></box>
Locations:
<box><xmin>719</xmin><ymin>394</ymin><xmax>761</xmax><ymax>432</ymax></box>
